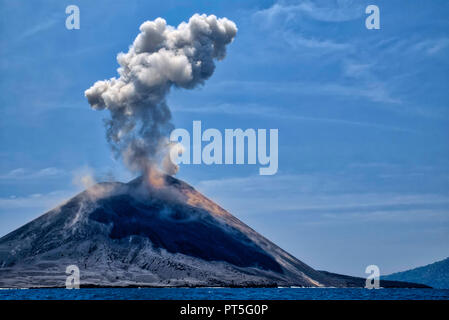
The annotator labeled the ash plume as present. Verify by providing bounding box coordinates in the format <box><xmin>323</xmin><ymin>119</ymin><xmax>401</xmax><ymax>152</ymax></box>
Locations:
<box><xmin>85</xmin><ymin>14</ymin><xmax>237</xmax><ymax>175</ymax></box>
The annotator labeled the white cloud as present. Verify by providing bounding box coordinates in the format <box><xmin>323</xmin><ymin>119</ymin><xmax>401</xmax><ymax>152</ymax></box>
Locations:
<box><xmin>343</xmin><ymin>62</ymin><xmax>373</xmax><ymax>78</ymax></box>
<box><xmin>204</xmin><ymin>79</ymin><xmax>401</xmax><ymax>105</ymax></box>
<box><xmin>254</xmin><ymin>1</ymin><xmax>364</xmax><ymax>24</ymax></box>
<box><xmin>318</xmin><ymin>82</ymin><xmax>401</xmax><ymax>104</ymax></box>
<box><xmin>281</xmin><ymin>30</ymin><xmax>351</xmax><ymax>51</ymax></box>
<box><xmin>18</xmin><ymin>18</ymin><xmax>58</xmax><ymax>41</ymax></box>
<box><xmin>250</xmin><ymin>1</ymin><xmax>359</xmax><ymax>55</ymax></box>
<box><xmin>0</xmin><ymin>167</ymin><xmax>66</xmax><ymax>180</ymax></box>
<box><xmin>413</xmin><ymin>38</ymin><xmax>449</xmax><ymax>56</ymax></box>
<box><xmin>0</xmin><ymin>190</ymin><xmax>73</xmax><ymax>211</ymax></box>
<box><xmin>250</xmin><ymin>2</ymin><xmax>407</xmax><ymax>106</ymax></box>
<box><xmin>173</xmin><ymin>100</ymin><xmax>409</xmax><ymax>132</ymax></box>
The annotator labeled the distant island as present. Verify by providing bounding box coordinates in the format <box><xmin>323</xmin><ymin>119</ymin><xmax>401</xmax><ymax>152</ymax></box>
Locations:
<box><xmin>384</xmin><ymin>257</ymin><xmax>449</xmax><ymax>289</ymax></box>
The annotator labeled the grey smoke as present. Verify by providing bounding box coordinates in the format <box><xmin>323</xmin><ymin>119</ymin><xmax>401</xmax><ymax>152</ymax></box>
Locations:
<box><xmin>85</xmin><ymin>14</ymin><xmax>237</xmax><ymax>174</ymax></box>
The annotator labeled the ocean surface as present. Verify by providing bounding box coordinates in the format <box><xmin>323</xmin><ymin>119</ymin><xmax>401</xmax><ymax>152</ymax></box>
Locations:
<box><xmin>0</xmin><ymin>288</ymin><xmax>448</xmax><ymax>300</ymax></box>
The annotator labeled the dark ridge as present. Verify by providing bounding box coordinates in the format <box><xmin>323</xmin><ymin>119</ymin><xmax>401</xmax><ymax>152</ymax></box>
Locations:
<box><xmin>383</xmin><ymin>257</ymin><xmax>449</xmax><ymax>289</ymax></box>
<box><xmin>319</xmin><ymin>271</ymin><xmax>432</xmax><ymax>288</ymax></box>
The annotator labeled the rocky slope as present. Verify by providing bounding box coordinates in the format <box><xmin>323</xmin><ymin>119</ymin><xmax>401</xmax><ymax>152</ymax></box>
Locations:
<box><xmin>0</xmin><ymin>174</ymin><xmax>430</xmax><ymax>289</ymax></box>
<box><xmin>0</xmin><ymin>174</ymin><xmax>345</xmax><ymax>288</ymax></box>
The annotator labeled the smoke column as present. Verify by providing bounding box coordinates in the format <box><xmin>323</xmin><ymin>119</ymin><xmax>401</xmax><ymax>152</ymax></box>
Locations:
<box><xmin>85</xmin><ymin>14</ymin><xmax>237</xmax><ymax>176</ymax></box>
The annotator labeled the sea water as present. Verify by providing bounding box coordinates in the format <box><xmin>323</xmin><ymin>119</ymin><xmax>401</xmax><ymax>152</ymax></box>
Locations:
<box><xmin>0</xmin><ymin>288</ymin><xmax>448</xmax><ymax>300</ymax></box>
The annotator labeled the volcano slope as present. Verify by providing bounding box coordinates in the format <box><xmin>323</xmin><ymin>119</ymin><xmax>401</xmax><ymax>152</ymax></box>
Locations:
<box><xmin>0</xmin><ymin>175</ymin><xmax>388</xmax><ymax>288</ymax></box>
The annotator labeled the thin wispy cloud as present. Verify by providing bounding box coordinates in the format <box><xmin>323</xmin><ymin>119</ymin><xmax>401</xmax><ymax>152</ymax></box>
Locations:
<box><xmin>17</xmin><ymin>18</ymin><xmax>58</xmax><ymax>41</ymax></box>
<box><xmin>173</xmin><ymin>101</ymin><xmax>410</xmax><ymax>132</ymax></box>
<box><xmin>254</xmin><ymin>0</ymin><xmax>364</xmax><ymax>24</ymax></box>
<box><xmin>343</xmin><ymin>62</ymin><xmax>373</xmax><ymax>78</ymax></box>
<box><xmin>413</xmin><ymin>38</ymin><xmax>449</xmax><ymax>56</ymax></box>
<box><xmin>249</xmin><ymin>1</ymin><xmax>414</xmax><ymax>108</ymax></box>
<box><xmin>318</xmin><ymin>82</ymin><xmax>401</xmax><ymax>104</ymax></box>
<box><xmin>0</xmin><ymin>189</ymin><xmax>75</xmax><ymax>236</ymax></box>
<box><xmin>251</xmin><ymin>1</ymin><xmax>359</xmax><ymax>54</ymax></box>
<box><xmin>196</xmin><ymin>174</ymin><xmax>449</xmax><ymax>222</ymax></box>
<box><xmin>204</xmin><ymin>79</ymin><xmax>401</xmax><ymax>105</ymax></box>
<box><xmin>0</xmin><ymin>167</ymin><xmax>66</xmax><ymax>180</ymax></box>
<box><xmin>0</xmin><ymin>189</ymin><xmax>72</xmax><ymax>211</ymax></box>
<box><xmin>281</xmin><ymin>30</ymin><xmax>351</xmax><ymax>51</ymax></box>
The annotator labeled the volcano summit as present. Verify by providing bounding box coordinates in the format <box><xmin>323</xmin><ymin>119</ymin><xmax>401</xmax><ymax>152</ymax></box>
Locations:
<box><xmin>0</xmin><ymin>175</ymin><xmax>432</xmax><ymax>288</ymax></box>
<box><xmin>0</xmin><ymin>174</ymin><xmax>349</xmax><ymax>288</ymax></box>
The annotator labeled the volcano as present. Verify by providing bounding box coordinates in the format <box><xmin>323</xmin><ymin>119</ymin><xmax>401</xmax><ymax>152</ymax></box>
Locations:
<box><xmin>0</xmin><ymin>175</ymin><xmax>427</xmax><ymax>288</ymax></box>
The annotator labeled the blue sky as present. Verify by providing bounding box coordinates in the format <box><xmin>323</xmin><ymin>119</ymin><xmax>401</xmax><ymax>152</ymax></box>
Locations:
<box><xmin>0</xmin><ymin>0</ymin><xmax>448</xmax><ymax>276</ymax></box>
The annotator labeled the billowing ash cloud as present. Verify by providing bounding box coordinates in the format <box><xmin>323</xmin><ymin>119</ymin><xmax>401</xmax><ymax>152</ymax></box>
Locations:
<box><xmin>85</xmin><ymin>14</ymin><xmax>237</xmax><ymax>174</ymax></box>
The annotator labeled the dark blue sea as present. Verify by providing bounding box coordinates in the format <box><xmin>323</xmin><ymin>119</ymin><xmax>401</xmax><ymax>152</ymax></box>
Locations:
<box><xmin>0</xmin><ymin>288</ymin><xmax>448</xmax><ymax>300</ymax></box>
